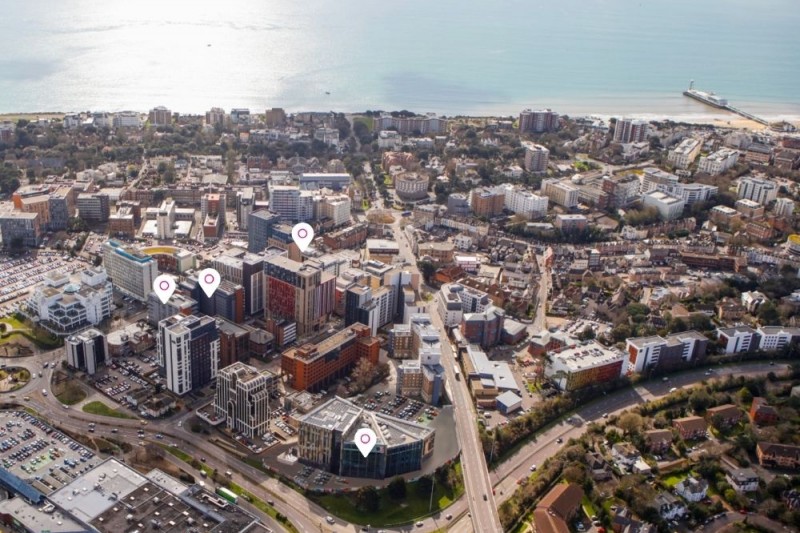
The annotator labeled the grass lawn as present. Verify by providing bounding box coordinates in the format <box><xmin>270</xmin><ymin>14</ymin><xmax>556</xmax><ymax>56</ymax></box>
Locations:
<box><xmin>55</xmin><ymin>381</ymin><xmax>87</xmax><ymax>405</ymax></box>
<box><xmin>582</xmin><ymin>495</ymin><xmax>596</xmax><ymax>518</ymax></box>
<box><xmin>311</xmin><ymin>463</ymin><xmax>464</xmax><ymax>527</ymax></box>
<box><xmin>0</xmin><ymin>317</ymin><xmax>28</xmax><ymax>331</ymax></box>
<box><xmin>82</xmin><ymin>401</ymin><xmax>136</xmax><ymax>419</ymax></box>
<box><xmin>662</xmin><ymin>472</ymin><xmax>687</xmax><ymax>488</ymax></box>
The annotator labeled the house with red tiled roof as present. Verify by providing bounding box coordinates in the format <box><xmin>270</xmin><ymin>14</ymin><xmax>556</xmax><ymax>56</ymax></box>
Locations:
<box><xmin>749</xmin><ymin>397</ymin><xmax>779</xmax><ymax>426</ymax></box>
<box><xmin>532</xmin><ymin>483</ymin><xmax>584</xmax><ymax>533</ymax></box>
<box><xmin>673</xmin><ymin>416</ymin><xmax>707</xmax><ymax>440</ymax></box>
<box><xmin>706</xmin><ymin>404</ymin><xmax>743</xmax><ymax>428</ymax></box>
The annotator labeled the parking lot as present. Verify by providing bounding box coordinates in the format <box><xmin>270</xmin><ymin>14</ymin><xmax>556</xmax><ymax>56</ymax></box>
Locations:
<box><xmin>0</xmin><ymin>410</ymin><xmax>96</xmax><ymax>495</ymax></box>
<box><xmin>0</xmin><ymin>251</ymin><xmax>85</xmax><ymax>310</ymax></box>
<box><xmin>91</xmin><ymin>353</ymin><xmax>159</xmax><ymax>407</ymax></box>
<box><xmin>351</xmin><ymin>391</ymin><xmax>440</xmax><ymax>425</ymax></box>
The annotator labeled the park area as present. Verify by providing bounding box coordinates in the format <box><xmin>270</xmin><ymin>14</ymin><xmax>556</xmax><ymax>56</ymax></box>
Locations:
<box><xmin>0</xmin><ymin>366</ymin><xmax>30</xmax><ymax>393</ymax></box>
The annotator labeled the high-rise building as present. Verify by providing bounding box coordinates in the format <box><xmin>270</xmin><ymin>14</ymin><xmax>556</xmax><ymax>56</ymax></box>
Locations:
<box><xmin>469</xmin><ymin>187</ymin><xmax>505</xmax><ymax>217</ymax></box>
<box><xmin>47</xmin><ymin>186</ymin><xmax>75</xmax><ymax>231</ymax></box>
<box><xmin>102</xmin><ymin>240</ymin><xmax>158</xmax><ymax>301</ymax></box>
<box><xmin>247</xmin><ymin>209</ymin><xmax>279</xmax><ymax>253</ymax></box>
<box><xmin>372</xmin><ymin>113</ymin><xmax>448</xmax><ymax>134</ymax></box>
<box><xmin>213</xmin><ymin>252</ymin><xmax>266</xmax><ymax>316</ymax></box>
<box><xmin>344</xmin><ymin>285</ymin><xmax>394</xmax><ymax>335</ymax></box>
<box><xmin>214</xmin><ymin>362</ymin><xmax>278</xmax><ymax>438</ymax></box>
<box><xmin>737</xmin><ymin>176</ymin><xmax>778</xmax><ymax>205</ymax></box>
<box><xmin>774</xmin><ymin>197</ymin><xmax>795</xmax><ymax>218</ymax></box>
<box><xmin>523</xmin><ymin>142</ymin><xmax>550</xmax><ymax>173</ymax></box>
<box><xmin>495</xmin><ymin>184</ymin><xmax>548</xmax><ymax>218</ymax></box>
<box><xmin>27</xmin><ymin>268</ymin><xmax>113</xmax><ymax>334</ymax></box>
<box><xmin>236</xmin><ymin>188</ymin><xmax>255</xmax><ymax>230</ymax></box>
<box><xmin>268</xmin><ymin>185</ymin><xmax>315</xmax><ymax>222</ymax></box>
<box><xmin>65</xmin><ymin>329</ymin><xmax>108</xmax><ymax>375</ymax></box>
<box><xmin>158</xmin><ymin>314</ymin><xmax>220</xmax><ymax>395</ymax></box>
<box><xmin>76</xmin><ymin>193</ymin><xmax>110</xmax><ymax>222</ymax></box>
<box><xmin>205</xmin><ymin>107</ymin><xmax>228</xmax><ymax>128</ymax></box>
<box><xmin>265</xmin><ymin>256</ymin><xmax>335</xmax><ymax>338</ymax></box>
<box><xmin>613</xmin><ymin>118</ymin><xmax>648</xmax><ymax>144</ymax></box>
<box><xmin>148</xmin><ymin>106</ymin><xmax>172</xmax><ymax>125</ymax></box>
<box><xmin>518</xmin><ymin>109</ymin><xmax>559</xmax><ymax>133</ymax></box>
<box><xmin>281</xmin><ymin>323</ymin><xmax>380</xmax><ymax>392</ymax></box>
<box><xmin>147</xmin><ymin>291</ymin><xmax>196</xmax><ymax>326</ymax></box>
<box><xmin>0</xmin><ymin>212</ymin><xmax>41</xmax><ymax>248</ymax></box>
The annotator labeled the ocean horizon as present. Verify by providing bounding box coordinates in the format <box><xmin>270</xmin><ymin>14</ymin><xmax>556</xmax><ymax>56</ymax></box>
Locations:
<box><xmin>1</xmin><ymin>0</ymin><xmax>799</xmax><ymax>120</ymax></box>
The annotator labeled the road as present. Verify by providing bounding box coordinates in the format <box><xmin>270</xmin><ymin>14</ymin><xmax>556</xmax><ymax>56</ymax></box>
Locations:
<box><xmin>389</xmin><ymin>213</ymin><xmax>503</xmax><ymax>533</ymax></box>
<box><xmin>532</xmin><ymin>253</ymin><xmax>550</xmax><ymax>332</ymax></box>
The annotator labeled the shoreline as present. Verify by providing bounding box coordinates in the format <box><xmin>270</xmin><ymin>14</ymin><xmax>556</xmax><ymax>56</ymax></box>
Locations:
<box><xmin>1</xmin><ymin>112</ymin><xmax>796</xmax><ymax>132</ymax></box>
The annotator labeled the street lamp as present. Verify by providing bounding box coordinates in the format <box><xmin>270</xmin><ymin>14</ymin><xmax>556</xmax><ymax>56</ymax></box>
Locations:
<box><xmin>428</xmin><ymin>476</ymin><xmax>436</xmax><ymax>512</ymax></box>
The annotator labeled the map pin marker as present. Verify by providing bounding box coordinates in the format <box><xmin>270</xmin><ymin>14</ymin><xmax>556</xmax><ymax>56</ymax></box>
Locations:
<box><xmin>153</xmin><ymin>274</ymin><xmax>176</xmax><ymax>304</ymax></box>
<box><xmin>354</xmin><ymin>427</ymin><xmax>377</xmax><ymax>458</ymax></box>
<box><xmin>198</xmin><ymin>268</ymin><xmax>221</xmax><ymax>298</ymax></box>
<box><xmin>291</xmin><ymin>222</ymin><xmax>314</xmax><ymax>253</ymax></box>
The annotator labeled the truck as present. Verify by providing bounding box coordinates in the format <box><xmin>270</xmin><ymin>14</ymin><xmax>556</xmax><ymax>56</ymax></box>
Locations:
<box><xmin>454</xmin><ymin>367</ymin><xmax>461</xmax><ymax>381</ymax></box>
<box><xmin>216</xmin><ymin>486</ymin><xmax>238</xmax><ymax>505</ymax></box>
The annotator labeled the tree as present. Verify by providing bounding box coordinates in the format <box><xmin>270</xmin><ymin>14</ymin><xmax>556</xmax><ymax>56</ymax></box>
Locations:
<box><xmin>387</xmin><ymin>477</ymin><xmax>407</xmax><ymax>499</ymax></box>
<box><xmin>736</xmin><ymin>386</ymin><xmax>753</xmax><ymax>405</ymax></box>
<box><xmin>417</xmin><ymin>260</ymin><xmax>436</xmax><ymax>284</ymax></box>
<box><xmin>617</xmin><ymin>412</ymin><xmax>644</xmax><ymax>436</ymax></box>
<box><xmin>416</xmin><ymin>475</ymin><xmax>433</xmax><ymax>498</ymax></box>
<box><xmin>577</xmin><ymin>325</ymin><xmax>595</xmax><ymax>341</ymax></box>
<box><xmin>355</xmin><ymin>485</ymin><xmax>380</xmax><ymax>512</ymax></box>
<box><xmin>689</xmin><ymin>389</ymin><xmax>712</xmax><ymax>413</ymax></box>
<box><xmin>758</xmin><ymin>301</ymin><xmax>781</xmax><ymax>326</ymax></box>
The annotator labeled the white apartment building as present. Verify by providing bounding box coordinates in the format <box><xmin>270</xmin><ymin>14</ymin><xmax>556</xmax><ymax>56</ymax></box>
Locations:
<box><xmin>496</xmin><ymin>184</ymin><xmax>549</xmax><ymax>218</ymax></box>
<box><xmin>698</xmin><ymin>148</ymin><xmax>739</xmax><ymax>175</ymax></box>
<box><xmin>660</xmin><ymin>183</ymin><xmax>718</xmax><ymax>205</ymax></box>
<box><xmin>643</xmin><ymin>191</ymin><xmax>685</xmax><ymax>220</ymax></box>
<box><xmin>667</xmin><ymin>137</ymin><xmax>702</xmax><ymax>169</ymax></box>
<box><xmin>102</xmin><ymin>240</ymin><xmax>158</xmax><ymax>301</ymax></box>
<box><xmin>641</xmin><ymin>167</ymin><xmax>679</xmax><ymax>194</ymax></box>
<box><xmin>774</xmin><ymin>197</ymin><xmax>795</xmax><ymax>217</ymax></box>
<box><xmin>758</xmin><ymin>326</ymin><xmax>800</xmax><ymax>352</ymax></box>
<box><xmin>437</xmin><ymin>283</ymin><xmax>490</xmax><ymax>327</ymax></box>
<box><xmin>319</xmin><ymin>195</ymin><xmax>351</xmax><ymax>227</ymax></box>
<box><xmin>158</xmin><ymin>314</ymin><xmax>220</xmax><ymax>395</ymax></box>
<box><xmin>716</xmin><ymin>326</ymin><xmax>758</xmax><ymax>354</ymax></box>
<box><xmin>156</xmin><ymin>198</ymin><xmax>176</xmax><ymax>239</ymax></box>
<box><xmin>541</xmin><ymin>179</ymin><xmax>579</xmax><ymax>208</ymax></box>
<box><xmin>28</xmin><ymin>268</ymin><xmax>113</xmax><ymax>334</ymax></box>
<box><xmin>737</xmin><ymin>176</ymin><xmax>778</xmax><ymax>205</ymax></box>
<box><xmin>268</xmin><ymin>185</ymin><xmax>315</xmax><ymax>222</ymax></box>
<box><xmin>113</xmin><ymin>111</ymin><xmax>142</xmax><ymax>128</ymax></box>
<box><xmin>215</xmin><ymin>362</ymin><xmax>279</xmax><ymax>438</ymax></box>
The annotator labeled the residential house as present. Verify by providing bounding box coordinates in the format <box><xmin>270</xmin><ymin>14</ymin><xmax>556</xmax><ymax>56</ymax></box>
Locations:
<box><xmin>611</xmin><ymin>507</ymin><xmax>657</xmax><ymax>533</ymax></box>
<box><xmin>749</xmin><ymin>397</ymin><xmax>779</xmax><ymax>426</ymax></box>
<box><xmin>612</xmin><ymin>442</ymin><xmax>641</xmax><ymax>470</ymax></box>
<box><xmin>532</xmin><ymin>483</ymin><xmax>584</xmax><ymax>533</ymax></box>
<box><xmin>716</xmin><ymin>298</ymin><xmax>746</xmax><ymax>321</ymax></box>
<box><xmin>586</xmin><ymin>451</ymin><xmax>612</xmax><ymax>481</ymax></box>
<box><xmin>675</xmin><ymin>475</ymin><xmax>708</xmax><ymax>503</ymax></box>
<box><xmin>644</xmin><ymin>429</ymin><xmax>673</xmax><ymax>454</ymax></box>
<box><xmin>705</xmin><ymin>404</ymin><xmax>743</xmax><ymax>428</ymax></box>
<box><xmin>673</xmin><ymin>416</ymin><xmax>707</xmax><ymax>440</ymax></box>
<box><xmin>757</xmin><ymin>442</ymin><xmax>800</xmax><ymax>470</ymax></box>
<box><xmin>654</xmin><ymin>492</ymin><xmax>686</xmax><ymax>521</ymax></box>
<box><xmin>726</xmin><ymin>468</ymin><xmax>760</xmax><ymax>492</ymax></box>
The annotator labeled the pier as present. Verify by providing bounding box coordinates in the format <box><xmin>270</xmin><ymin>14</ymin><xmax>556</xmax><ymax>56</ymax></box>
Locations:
<box><xmin>723</xmin><ymin>104</ymin><xmax>769</xmax><ymax>126</ymax></box>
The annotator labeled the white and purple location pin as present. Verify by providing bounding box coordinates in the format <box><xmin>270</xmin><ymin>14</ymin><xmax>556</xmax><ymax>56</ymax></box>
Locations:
<box><xmin>354</xmin><ymin>427</ymin><xmax>377</xmax><ymax>458</ymax></box>
<box><xmin>292</xmin><ymin>222</ymin><xmax>314</xmax><ymax>253</ymax></box>
<box><xmin>198</xmin><ymin>268</ymin><xmax>221</xmax><ymax>298</ymax></box>
<box><xmin>153</xmin><ymin>274</ymin><xmax>177</xmax><ymax>304</ymax></box>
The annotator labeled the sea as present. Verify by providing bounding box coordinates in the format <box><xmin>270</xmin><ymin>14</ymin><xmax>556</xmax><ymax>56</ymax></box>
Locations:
<box><xmin>1</xmin><ymin>0</ymin><xmax>799</xmax><ymax>121</ymax></box>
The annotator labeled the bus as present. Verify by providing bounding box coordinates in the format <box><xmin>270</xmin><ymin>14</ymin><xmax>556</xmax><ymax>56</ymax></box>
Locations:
<box><xmin>216</xmin><ymin>486</ymin><xmax>238</xmax><ymax>505</ymax></box>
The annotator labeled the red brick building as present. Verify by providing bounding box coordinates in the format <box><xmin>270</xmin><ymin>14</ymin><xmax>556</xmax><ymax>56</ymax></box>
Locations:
<box><xmin>749</xmin><ymin>397</ymin><xmax>779</xmax><ymax>426</ymax></box>
<box><xmin>281</xmin><ymin>323</ymin><xmax>380</xmax><ymax>392</ymax></box>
